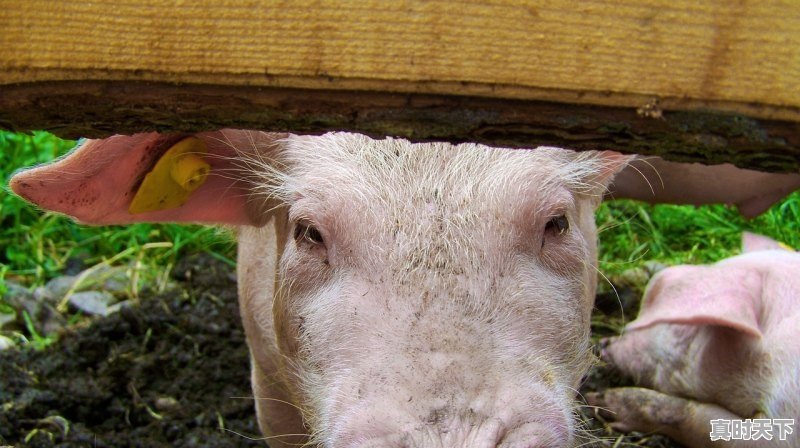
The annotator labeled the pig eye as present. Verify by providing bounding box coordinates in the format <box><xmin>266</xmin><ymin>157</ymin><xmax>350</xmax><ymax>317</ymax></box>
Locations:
<box><xmin>294</xmin><ymin>222</ymin><xmax>325</xmax><ymax>246</ymax></box>
<box><xmin>544</xmin><ymin>215</ymin><xmax>569</xmax><ymax>237</ymax></box>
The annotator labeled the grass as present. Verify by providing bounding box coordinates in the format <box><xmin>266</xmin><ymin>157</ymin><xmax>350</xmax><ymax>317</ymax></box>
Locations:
<box><xmin>596</xmin><ymin>190</ymin><xmax>800</xmax><ymax>279</ymax></box>
<box><xmin>1</xmin><ymin>129</ymin><xmax>798</xmax><ymax>345</ymax></box>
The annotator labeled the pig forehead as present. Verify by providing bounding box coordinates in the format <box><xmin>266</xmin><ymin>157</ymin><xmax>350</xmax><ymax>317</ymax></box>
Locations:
<box><xmin>280</xmin><ymin>133</ymin><xmax>578</xmax><ymax>214</ymax></box>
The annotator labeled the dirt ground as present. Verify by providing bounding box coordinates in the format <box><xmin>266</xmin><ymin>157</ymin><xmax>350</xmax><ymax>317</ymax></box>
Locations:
<box><xmin>0</xmin><ymin>254</ymin><xmax>679</xmax><ymax>448</ymax></box>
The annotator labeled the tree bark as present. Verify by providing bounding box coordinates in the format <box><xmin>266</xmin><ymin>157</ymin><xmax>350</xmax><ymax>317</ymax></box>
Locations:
<box><xmin>1</xmin><ymin>81</ymin><xmax>798</xmax><ymax>172</ymax></box>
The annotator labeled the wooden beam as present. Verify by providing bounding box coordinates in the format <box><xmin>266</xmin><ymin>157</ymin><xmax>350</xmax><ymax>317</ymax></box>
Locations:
<box><xmin>1</xmin><ymin>81</ymin><xmax>798</xmax><ymax>172</ymax></box>
<box><xmin>1</xmin><ymin>0</ymin><xmax>799</xmax><ymax>122</ymax></box>
<box><xmin>2</xmin><ymin>1</ymin><xmax>799</xmax><ymax>172</ymax></box>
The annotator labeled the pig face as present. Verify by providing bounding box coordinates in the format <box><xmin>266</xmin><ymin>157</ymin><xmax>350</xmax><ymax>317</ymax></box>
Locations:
<box><xmin>11</xmin><ymin>130</ymin><xmax>628</xmax><ymax>447</ymax></box>
<box><xmin>245</xmin><ymin>133</ymin><xmax>623</xmax><ymax>447</ymax></box>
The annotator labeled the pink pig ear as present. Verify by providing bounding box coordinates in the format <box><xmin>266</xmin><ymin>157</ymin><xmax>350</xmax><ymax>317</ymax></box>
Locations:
<box><xmin>627</xmin><ymin>264</ymin><xmax>763</xmax><ymax>338</ymax></box>
<box><xmin>10</xmin><ymin>130</ymin><xmax>286</xmax><ymax>226</ymax></box>
<box><xmin>742</xmin><ymin>231</ymin><xmax>793</xmax><ymax>253</ymax></box>
<box><xmin>563</xmin><ymin>150</ymin><xmax>633</xmax><ymax>201</ymax></box>
<box><xmin>591</xmin><ymin>151</ymin><xmax>635</xmax><ymax>189</ymax></box>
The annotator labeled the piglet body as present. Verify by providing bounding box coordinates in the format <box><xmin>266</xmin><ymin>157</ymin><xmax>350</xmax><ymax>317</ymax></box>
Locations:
<box><xmin>591</xmin><ymin>233</ymin><xmax>800</xmax><ymax>447</ymax></box>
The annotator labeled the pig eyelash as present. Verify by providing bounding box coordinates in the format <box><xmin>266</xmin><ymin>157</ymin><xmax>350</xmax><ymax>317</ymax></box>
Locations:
<box><xmin>294</xmin><ymin>221</ymin><xmax>325</xmax><ymax>246</ymax></box>
<box><xmin>541</xmin><ymin>214</ymin><xmax>570</xmax><ymax>249</ymax></box>
<box><xmin>544</xmin><ymin>215</ymin><xmax>569</xmax><ymax>237</ymax></box>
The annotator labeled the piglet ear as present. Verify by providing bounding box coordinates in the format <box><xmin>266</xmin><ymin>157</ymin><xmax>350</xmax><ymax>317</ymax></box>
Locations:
<box><xmin>590</xmin><ymin>151</ymin><xmax>635</xmax><ymax>190</ymax></box>
<box><xmin>10</xmin><ymin>130</ymin><xmax>286</xmax><ymax>226</ymax></box>
<box><xmin>742</xmin><ymin>231</ymin><xmax>793</xmax><ymax>253</ymax></box>
<box><xmin>565</xmin><ymin>150</ymin><xmax>633</xmax><ymax>202</ymax></box>
<box><xmin>626</xmin><ymin>264</ymin><xmax>763</xmax><ymax>338</ymax></box>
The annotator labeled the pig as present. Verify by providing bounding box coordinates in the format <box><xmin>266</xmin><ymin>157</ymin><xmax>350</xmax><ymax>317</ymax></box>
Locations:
<box><xmin>588</xmin><ymin>232</ymin><xmax>800</xmax><ymax>447</ymax></box>
<box><xmin>9</xmin><ymin>129</ymin><xmax>800</xmax><ymax>447</ymax></box>
<box><xmin>12</xmin><ymin>130</ymin><xmax>631</xmax><ymax>447</ymax></box>
<box><xmin>608</xmin><ymin>157</ymin><xmax>800</xmax><ymax>218</ymax></box>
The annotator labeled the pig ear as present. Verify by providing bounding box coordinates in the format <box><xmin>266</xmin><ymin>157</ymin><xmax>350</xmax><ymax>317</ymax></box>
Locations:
<box><xmin>742</xmin><ymin>231</ymin><xmax>793</xmax><ymax>253</ymax></box>
<box><xmin>586</xmin><ymin>151</ymin><xmax>635</xmax><ymax>193</ymax></box>
<box><xmin>626</xmin><ymin>265</ymin><xmax>763</xmax><ymax>338</ymax></box>
<box><xmin>569</xmin><ymin>150</ymin><xmax>633</xmax><ymax>205</ymax></box>
<box><xmin>10</xmin><ymin>130</ymin><xmax>286</xmax><ymax>226</ymax></box>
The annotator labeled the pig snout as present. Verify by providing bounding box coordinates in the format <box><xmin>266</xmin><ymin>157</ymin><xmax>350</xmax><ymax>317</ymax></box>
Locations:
<box><xmin>284</xmin><ymin>282</ymin><xmax>585</xmax><ymax>448</ymax></box>
<box><xmin>325</xmin><ymin>355</ymin><xmax>574</xmax><ymax>447</ymax></box>
<box><xmin>351</xmin><ymin>419</ymin><xmax>566</xmax><ymax>448</ymax></box>
<box><xmin>334</xmin><ymin>408</ymin><xmax>570</xmax><ymax>448</ymax></box>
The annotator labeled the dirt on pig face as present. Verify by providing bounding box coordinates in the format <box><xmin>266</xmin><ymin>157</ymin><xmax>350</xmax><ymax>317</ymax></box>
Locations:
<box><xmin>0</xmin><ymin>254</ymin><xmax>679</xmax><ymax>448</ymax></box>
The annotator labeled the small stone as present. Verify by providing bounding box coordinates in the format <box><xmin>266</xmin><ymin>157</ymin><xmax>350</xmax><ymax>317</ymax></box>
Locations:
<box><xmin>0</xmin><ymin>310</ymin><xmax>15</xmax><ymax>329</ymax></box>
<box><xmin>2</xmin><ymin>281</ymin><xmax>69</xmax><ymax>335</ymax></box>
<box><xmin>643</xmin><ymin>261</ymin><xmax>668</xmax><ymax>276</ymax></box>
<box><xmin>0</xmin><ymin>334</ymin><xmax>15</xmax><ymax>350</ymax></box>
<box><xmin>105</xmin><ymin>300</ymin><xmax>133</xmax><ymax>315</ymax></box>
<box><xmin>68</xmin><ymin>291</ymin><xmax>116</xmax><ymax>316</ymax></box>
<box><xmin>4</xmin><ymin>280</ymin><xmax>30</xmax><ymax>296</ymax></box>
<box><xmin>45</xmin><ymin>275</ymin><xmax>78</xmax><ymax>299</ymax></box>
<box><xmin>33</xmin><ymin>286</ymin><xmax>57</xmax><ymax>305</ymax></box>
<box><xmin>3</xmin><ymin>282</ymin><xmax>40</xmax><ymax>321</ymax></box>
<box><xmin>617</xmin><ymin>267</ymin><xmax>651</xmax><ymax>290</ymax></box>
<box><xmin>76</xmin><ymin>266</ymin><xmax>131</xmax><ymax>297</ymax></box>
<box><xmin>155</xmin><ymin>396</ymin><xmax>181</xmax><ymax>413</ymax></box>
<box><xmin>41</xmin><ymin>305</ymin><xmax>67</xmax><ymax>334</ymax></box>
<box><xmin>100</xmin><ymin>267</ymin><xmax>131</xmax><ymax>297</ymax></box>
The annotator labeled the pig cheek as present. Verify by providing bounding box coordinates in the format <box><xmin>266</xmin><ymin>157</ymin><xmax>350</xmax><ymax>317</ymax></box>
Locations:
<box><xmin>275</xmin><ymin>246</ymin><xmax>335</xmax><ymax>357</ymax></box>
<box><xmin>539</xmin><ymin>228</ymin><xmax>597</xmax><ymax>318</ymax></box>
<box><xmin>510</xmin><ymin>268</ymin><xmax>591</xmax><ymax>385</ymax></box>
<box><xmin>281</xmin><ymin>244</ymin><xmax>334</xmax><ymax>294</ymax></box>
<box><xmin>540</xmin><ymin>235</ymin><xmax>592</xmax><ymax>323</ymax></box>
<box><xmin>539</xmin><ymin>235</ymin><xmax>587</xmax><ymax>278</ymax></box>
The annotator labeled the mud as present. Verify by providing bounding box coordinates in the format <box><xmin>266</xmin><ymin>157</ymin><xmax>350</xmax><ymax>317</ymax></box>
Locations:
<box><xmin>0</xmin><ymin>254</ymin><xmax>262</xmax><ymax>448</ymax></box>
<box><xmin>0</xmin><ymin>253</ymin><xmax>679</xmax><ymax>448</ymax></box>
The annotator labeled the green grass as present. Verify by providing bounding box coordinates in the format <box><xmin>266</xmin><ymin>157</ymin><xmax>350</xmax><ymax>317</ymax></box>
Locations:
<box><xmin>597</xmin><ymin>191</ymin><xmax>800</xmax><ymax>279</ymax></box>
<box><xmin>1</xmin><ymin>130</ymin><xmax>236</xmax><ymax>300</ymax></box>
<box><xmin>2</xmin><ymin>129</ymin><xmax>799</xmax><ymax>345</ymax></box>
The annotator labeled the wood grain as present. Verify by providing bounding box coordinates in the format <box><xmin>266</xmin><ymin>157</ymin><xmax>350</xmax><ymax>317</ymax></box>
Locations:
<box><xmin>1</xmin><ymin>0</ymin><xmax>798</xmax><ymax>120</ymax></box>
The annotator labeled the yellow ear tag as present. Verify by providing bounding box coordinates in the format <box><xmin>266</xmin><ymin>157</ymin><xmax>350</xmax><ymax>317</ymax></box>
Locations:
<box><xmin>128</xmin><ymin>137</ymin><xmax>211</xmax><ymax>214</ymax></box>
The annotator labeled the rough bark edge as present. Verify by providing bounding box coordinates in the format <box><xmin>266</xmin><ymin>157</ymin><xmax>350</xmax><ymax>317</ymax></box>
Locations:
<box><xmin>1</xmin><ymin>80</ymin><xmax>798</xmax><ymax>172</ymax></box>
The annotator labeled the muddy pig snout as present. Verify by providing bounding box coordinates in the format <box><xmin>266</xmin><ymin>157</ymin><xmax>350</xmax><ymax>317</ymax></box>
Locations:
<box><xmin>333</xmin><ymin>385</ymin><xmax>573</xmax><ymax>447</ymax></box>
<box><xmin>320</xmin><ymin>318</ymin><xmax>576</xmax><ymax>448</ymax></box>
<box><xmin>352</xmin><ymin>419</ymin><xmax>567</xmax><ymax>448</ymax></box>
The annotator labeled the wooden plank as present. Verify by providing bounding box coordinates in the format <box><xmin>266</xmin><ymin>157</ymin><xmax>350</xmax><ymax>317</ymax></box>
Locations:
<box><xmin>1</xmin><ymin>81</ymin><xmax>798</xmax><ymax>172</ymax></box>
<box><xmin>1</xmin><ymin>0</ymin><xmax>799</xmax><ymax>121</ymax></box>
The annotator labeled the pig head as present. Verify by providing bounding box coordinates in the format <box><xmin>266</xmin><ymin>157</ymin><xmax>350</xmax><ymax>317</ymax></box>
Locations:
<box><xmin>589</xmin><ymin>233</ymin><xmax>800</xmax><ymax>447</ymax></box>
<box><xmin>11</xmin><ymin>130</ymin><xmax>630</xmax><ymax>448</ymax></box>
